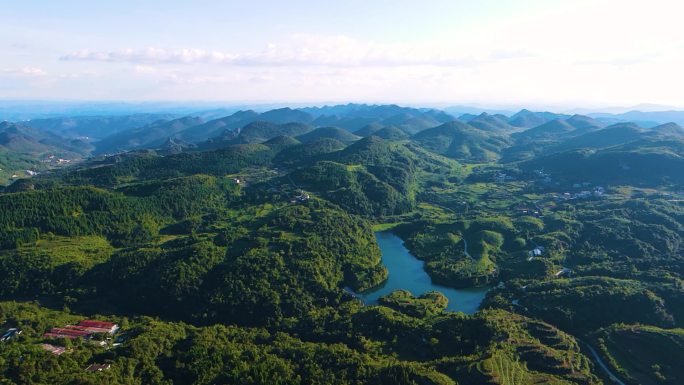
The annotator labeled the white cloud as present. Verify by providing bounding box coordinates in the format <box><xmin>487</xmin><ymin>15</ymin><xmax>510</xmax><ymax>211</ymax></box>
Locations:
<box><xmin>16</xmin><ymin>0</ymin><xmax>684</xmax><ymax>106</ymax></box>
<box><xmin>22</xmin><ymin>67</ymin><xmax>47</xmax><ymax>76</ymax></box>
<box><xmin>59</xmin><ymin>34</ymin><xmax>532</xmax><ymax>68</ymax></box>
<box><xmin>133</xmin><ymin>65</ymin><xmax>159</xmax><ymax>74</ymax></box>
<box><xmin>2</xmin><ymin>67</ymin><xmax>47</xmax><ymax>76</ymax></box>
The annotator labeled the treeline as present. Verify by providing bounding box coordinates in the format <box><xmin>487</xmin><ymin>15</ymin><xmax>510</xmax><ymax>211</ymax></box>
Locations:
<box><xmin>85</xmin><ymin>200</ymin><xmax>386</xmax><ymax>325</ymax></box>
<box><xmin>291</xmin><ymin>137</ymin><xmax>460</xmax><ymax>217</ymax></box>
<box><xmin>0</xmin><ymin>183</ymin><xmax>386</xmax><ymax>326</ymax></box>
<box><xmin>60</xmin><ymin>144</ymin><xmax>276</xmax><ymax>186</ymax></box>
<box><xmin>0</xmin><ymin>300</ymin><xmax>601</xmax><ymax>385</ymax></box>
<box><xmin>482</xmin><ymin>197</ymin><xmax>684</xmax><ymax>334</ymax></box>
<box><xmin>0</xmin><ymin>175</ymin><xmax>241</xmax><ymax>250</ymax></box>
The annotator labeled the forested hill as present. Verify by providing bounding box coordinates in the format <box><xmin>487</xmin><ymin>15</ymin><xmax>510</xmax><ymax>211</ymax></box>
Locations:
<box><xmin>1</xmin><ymin>104</ymin><xmax>684</xmax><ymax>384</ymax></box>
<box><xmin>3</xmin><ymin>103</ymin><xmax>684</xmax><ymax>186</ymax></box>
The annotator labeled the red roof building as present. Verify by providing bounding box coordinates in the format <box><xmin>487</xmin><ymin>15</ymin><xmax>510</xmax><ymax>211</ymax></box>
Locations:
<box><xmin>78</xmin><ymin>320</ymin><xmax>119</xmax><ymax>334</ymax></box>
<box><xmin>43</xmin><ymin>327</ymin><xmax>92</xmax><ymax>339</ymax></box>
<box><xmin>43</xmin><ymin>320</ymin><xmax>119</xmax><ymax>340</ymax></box>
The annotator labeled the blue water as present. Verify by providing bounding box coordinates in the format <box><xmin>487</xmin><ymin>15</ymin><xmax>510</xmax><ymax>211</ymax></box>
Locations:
<box><xmin>358</xmin><ymin>231</ymin><xmax>490</xmax><ymax>314</ymax></box>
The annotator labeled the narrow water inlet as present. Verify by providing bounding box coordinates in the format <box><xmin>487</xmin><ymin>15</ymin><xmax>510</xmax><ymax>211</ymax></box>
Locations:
<box><xmin>357</xmin><ymin>231</ymin><xmax>490</xmax><ymax>314</ymax></box>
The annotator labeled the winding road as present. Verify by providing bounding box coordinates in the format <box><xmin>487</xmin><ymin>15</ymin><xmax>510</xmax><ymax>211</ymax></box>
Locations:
<box><xmin>462</xmin><ymin>238</ymin><xmax>474</xmax><ymax>260</ymax></box>
<box><xmin>581</xmin><ymin>341</ymin><xmax>627</xmax><ymax>385</ymax></box>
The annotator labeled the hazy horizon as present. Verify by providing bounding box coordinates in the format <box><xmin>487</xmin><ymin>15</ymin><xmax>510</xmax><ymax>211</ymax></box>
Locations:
<box><xmin>2</xmin><ymin>99</ymin><xmax>684</xmax><ymax>121</ymax></box>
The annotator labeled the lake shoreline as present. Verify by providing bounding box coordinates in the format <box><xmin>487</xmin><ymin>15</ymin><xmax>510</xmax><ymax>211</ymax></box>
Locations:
<box><xmin>355</xmin><ymin>231</ymin><xmax>490</xmax><ymax>314</ymax></box>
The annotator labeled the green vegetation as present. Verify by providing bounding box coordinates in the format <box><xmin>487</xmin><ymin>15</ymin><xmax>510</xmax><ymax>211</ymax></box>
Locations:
<box><xmin>592</xmin><ymin>324</ymin><xmax>684</xmax><ymax>385</ymax></box>
<box><xmin>2</xmin><ymin>105</ymin><xmax>684</xmax><ymax>384</ymax></box>
<box><xmin>93</xmin><ymin>117</ymin><xmax>204</xmax><ymax>154</ymax></box>
<box><xmin>0</xmin><ymin>300</ymin><xmax>600</xmax><ymax>385</ymax></box>
<box><xmin>0</xmin><ymin>178</ymin><xmax>386</xmax><ymax>325</ymax></box>
<box><xmin>236</xmin><ymin>121</ymin><xmax>313</xmax><ymax>144</ymax></box>
<box><xmin>296</xmin><ymin>126</ymin><xmax>361</xmax><ymax>144</ymax></box>
<box><xmin>378</xmin><ymin>290</ymin><xmax>448</xmax><ymax>317</ymax></box>
<box><xmin>412</xmin><ymin>121</ymin><xmax>512</xmax><ymax>162</ymax></box>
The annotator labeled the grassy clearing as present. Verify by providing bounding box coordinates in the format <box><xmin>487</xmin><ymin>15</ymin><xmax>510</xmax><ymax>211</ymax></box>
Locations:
<box><xmin>371</xmin><ymin>222</ymin><xmax>405</xmax><ymax>232</ymax></box>
<box><xmin>7</xmin><ymin>235</ymin><xmax>115</xmax><ymax>267</ymax></box>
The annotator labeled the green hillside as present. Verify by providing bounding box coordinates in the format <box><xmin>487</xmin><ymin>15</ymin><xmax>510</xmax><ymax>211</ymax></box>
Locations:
<box><xmin>592</xmin><ymin>324</ymin><xmax>684</xmax><ymax>385</ymax></box>
<box><xmin>3</xmin><ymin>103</ymin><xmax>684</xmax><ymax>385</ymax></box>
<box><xmin>0</xmin><ymin>121</ymin><xmax>93</xmax><ymax>185</ymax></box>
<box><xmin>94</xmin><ymin>117</ymin><xmax>204</xmax><ymax>154</ymax></box>
<box><xmin>236</xmin><ymin>121</ymin><xmax>314</xmax><ymax>143</ymax></box>
<box><xmin>522</xmin><ymin>139</ymin><xmax>684</xmax><ymax>185</ymax></box>
<box><xmin>412</xmin><ymin>121</ymin><xmax>512</xmax><ymax>162</ymax></box>
<box><xmin>272</xmin><ymin>137</ymin><xmax>345</xmax><ymax>166</ymax></box>
<box><xmin>373</xmin><ymin>126</ymin><xmax>410</xmax><ymax>140</ymax></box>
<box><xmin>296</xmin><ymin>126</ymin><xmax>361</xmax><ymax>143</ymax></box>
<box><xmin>468</xmin><ymin>113</ymin><xmax>516</xmax><ymax>132</ymax></box>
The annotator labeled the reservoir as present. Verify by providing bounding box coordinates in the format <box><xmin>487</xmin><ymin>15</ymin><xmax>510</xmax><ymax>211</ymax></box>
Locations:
<box><xmin>359</xmin><ymin>231</ymin><xmax>490</xmax><ymax>314</ymax></box>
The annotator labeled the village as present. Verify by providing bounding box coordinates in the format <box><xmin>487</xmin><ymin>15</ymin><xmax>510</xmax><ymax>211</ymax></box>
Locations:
<box><xmin>41</xmin><ymin>154</ymin><xmax>73</xmax><ymax>165</ymax></box>
<box><xmin>2</xmin><ymin>154</ymin><xmax>75</xmax><ymax>182</ymax></box>
<box><xmin>1</xmin><ymin>318</ymin><xmax>121</xmax><ymax>374</ymax></box>
<box><xmin>229</xmin><ymin>170</ymin><xmax>312</xmax><ymax>206</ymax></box>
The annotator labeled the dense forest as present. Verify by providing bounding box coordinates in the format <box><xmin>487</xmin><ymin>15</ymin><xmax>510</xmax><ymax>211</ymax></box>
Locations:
<box><xmin>1</xmin><ymin>105</ymin><xmax>684</xmax><ymax>384</ymax></box>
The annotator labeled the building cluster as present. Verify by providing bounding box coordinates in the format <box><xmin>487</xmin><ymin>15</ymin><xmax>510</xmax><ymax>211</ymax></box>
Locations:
<box><xmin>534</xmin><ymin>169</ymin><xmax>550</xmax><ymax>178</ymax></box>
<box><xmin>291</xmin><ymin>191</ymin><xmax>310</xmax><ymax>203</ymax></box>
<box><xmin>42</xmin><ymin>154</ymin><xmax>72</xmax><ymax>165</ymax></box>
<box><xmin>516</xmin><ymin>205</ymin><xmax>541</xmax><ymax>217</ymax></box>
<box><xmin>39</xmin><ymin>319</ymin><xmax>120</xmax><ymax>372</ymax></box>
<box><xmin>494</xmin><ymin>173</ymin><xmax>517</xmax><ymax>183</ymax></box>
<box><xmin>532</xmin><ymin>169</ymin><xmax>554</xmax><ymax>184</ymax></box>
<box><xmin>553</xmin><ymin>186</ymin><xmax>605</xmax><ymax>201</ymax></box>
<box><xmin>8</xmin><ymin>170</ymin><xmax>41</xmax><ymax>179</ymax></box>
<box><xmin>43</xmin><ymin>320</ymin><xmax>119</xmax><ymax>343</ymax></box>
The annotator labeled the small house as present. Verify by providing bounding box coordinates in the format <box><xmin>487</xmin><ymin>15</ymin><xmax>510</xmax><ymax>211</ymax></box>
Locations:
<box><xmin>1</xmin><ymin>328</ymin><xmax>21</xmax><ymax>342</ymax></box>
<box><xmin>528</xmin><ymin>246</ymin><xmax>545</xmax><ymax>257</ymax></box>
<box><xmin>292</xmin><ymin>192</ymin><xmax>310</xmax><ymax>203</ymax></box>
<box><xmin>40</xmin><ymin>343</ymin><xmax>67</xmax><ymax>355</ymax></box>
<box><xmin>86</xmin><ymin>363</ymin><xmax>111</xmax><ymax>373</ymax></box>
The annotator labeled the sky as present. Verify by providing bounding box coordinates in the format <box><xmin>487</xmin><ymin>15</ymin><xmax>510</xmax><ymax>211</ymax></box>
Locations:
<box><xmin>1</xmin><ymin>0</ymin><xmax>683</xmax><ymax>110</ymax></box>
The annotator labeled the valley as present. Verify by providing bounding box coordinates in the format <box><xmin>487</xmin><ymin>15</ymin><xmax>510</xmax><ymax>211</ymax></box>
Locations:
<box><xmin>1</xmin><ymin>103</ymin><xmax>683</xmax><ymax>384</ymax></box>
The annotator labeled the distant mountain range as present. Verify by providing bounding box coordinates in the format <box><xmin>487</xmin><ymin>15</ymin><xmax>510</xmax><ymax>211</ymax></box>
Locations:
<box><xmin>24</xmin><ymin>114</ymin><xmax>178</xmax><ymax>140</ymax></box>
<box><xmin>94</xmin><ymin>117</ymin><xmax>205</xmax><ymax>154</ymax></box>
<box><xmin>67</xmin><ymin>104</ymin><xmax>460</xmax><ymax>154</ymax></box>
<box><xmin>587</xmin><ymin>110</ymin><xmax>684</xmax><ymax>127</ymax></box>
<box><xmin>0</xmin><ymin>121</ymin><xmax>94</xmax><ymax>183</ymax></box>
<box><xmin>0</xmin><ymin>121</ymin><xmax>92</xmax><ymax>156</ymax></box>
<box><xmin>3</xmin><ymin>102</ymin><xmax>684</xmax><ymax>186</ymax></box>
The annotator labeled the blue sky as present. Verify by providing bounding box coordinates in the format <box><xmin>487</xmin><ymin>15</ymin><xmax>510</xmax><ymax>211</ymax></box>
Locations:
<box><xmin>1</xmin><ymin>0</ymin><xmax>683</xmax><ymax>109</ymax></box>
